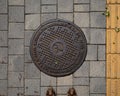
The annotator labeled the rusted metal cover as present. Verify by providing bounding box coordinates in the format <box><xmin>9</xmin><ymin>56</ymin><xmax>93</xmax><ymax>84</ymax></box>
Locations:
<box><xmin>30</xmin><ymin>19</ymin><xmax>87</xmax><ymax>77</ymax></box>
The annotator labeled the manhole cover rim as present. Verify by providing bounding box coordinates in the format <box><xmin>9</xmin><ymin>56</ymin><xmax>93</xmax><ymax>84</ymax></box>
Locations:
<box><xmin>30</xmin><ymin>19</ymin><xmax>87</xmax><ymax>77</ymax></box>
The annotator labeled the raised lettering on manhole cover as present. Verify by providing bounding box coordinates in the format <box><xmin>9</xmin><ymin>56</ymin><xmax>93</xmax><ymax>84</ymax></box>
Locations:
<box><xmin>30</xmin><ymin>19</ymin><xmax>87</xmax><ymax>77</ymax></box>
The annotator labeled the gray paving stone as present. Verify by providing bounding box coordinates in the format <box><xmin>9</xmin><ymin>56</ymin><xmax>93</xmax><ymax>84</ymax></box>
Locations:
<box><xmin>25</xmin><ymin>47</ymin><xmax>32</xmax><ymax>62</ymax></box>
<box><xmin>0</xmin><ymin>48</ymin><xmax>8</xmax><ymax>64</ymax></box>
<box><xmin>98</xmin><ymin>45</ymin><xmax>105</xmax><ymax>60</ymax></box>
<box><xmin>8</xmin><ymin>88</ymin><xmax>24</xmax><ymax>96</ymax></box>
<box><xmin>41</xmin><ymin>13</ymin><xmax>56</xmax><ymax>23</ymax></box>
<box><xmin>42</xmin><ymin>0</ymin><xmax>56</xmax><ymax>4</ymax></box>
<box><xmin>58</xmin><ymin>0</ymin><xmax>73</xmax><ymax>12</ymax></box>
<box><xmin>25</xmin><ymin>14</ymin><xmax>40</xmax><ymax>29</ymax></box>
<box><xmin>90</xmin><ymin>12</ymin><xmax>106</xmax><ymax>28</ymax></box>
<box><xmin>25</xmin><ymin>31</ymin><xmax>34</xmax><ymax>46</ymax></box>
<box><xmin>74</xmin><ymin>4</ymin><xmax>89</xmax><ymax>12</ymax></box>
<box><xmin>42</xmin><ymin>5</ymin><xmax>56</xmax><ymax>13</ymax></box>
<box><xmin>74</xmin><ymin>61</ymin><xmax>89</xmax><ymax>77</ymax></box>
<box><xmin>9</xmin><ymin>0</ymin><xmax>24</xmax><ymax>5</ymax></box>
<box><xmin>8</xmin><ymin>72</ymin><xmax>24</xmax><ymax>87</ymax></box>
<box><xmin>90</xmin><ymin>61</ymin><xmax>105</xmax><ymax>77</ymax></box>
<box><xmin>0</xmin><ymin>15</ymin><xmax>8</xmax><ymax>30</ymax></box>
<box><xmin>57</xmin><ymin>75</ymin><xmax>72</xmax><ymax>86</ymax></box>
<box><xmin>86</xmin><ymin>45</ymin><xmax>97</xmax><ymax>60</ymax></box>
<box><xmin>74</xmin><ymin>13</ymin><xmax>89</xmax><ymax>27</ymax></box>
<box><xmin>41</xmin><ymin>72</ymin><xmax>56</xmax><ymax>86</ymax></box>
<box><xmin>9</xmin><ymin>39</ymin><xmax>24</xmax><ymax>54</ymax></box>
<box><xmin>74</xmin><ymin>0</ymin><xmax>89</xmax><ymax>3</ymax></box>
<box><xmin>0</xmin><ymin>64</ymin><xmax>7</xmax><ymax>79</ymax></box>
<box><xmin>90</xmin><ymin>94</ymin><xmax>105</xmax><ymax>96</ymax></box>
<box><xmin>74</xmin><ymin>86</ymin><xmax>89</xmax><ymax>96</ymax></box>
<box><xmin>81</xmin><ymin>28</ymin><xmax>90</xmax><ymax>43</ymax></box>
<box><xmin>25</xmin><ymin>79</ymin><xmax>40</xmax><ymax>95</ymax></box>
<box><xmin>0</xmin><ymin>31</ymin><xmax>7</xmax><ymax>46</ymax></box>
<box><xmin>0</xmin><ymin>0</ymin><xmax>7</xmax><ymax>13</ymax></box>
<box><xmin>58</xmin><ymin>13</ymin><xmax>73</xmax><ymax>22</ymax></box>
<box><xmin>57</xmin><ymin>86</ymin><xmax>72</xmax><ymax>94</ymax></box>
<box><xmin>25</xmin><ymin>0</ymin><xmax>40</xmax><ymax>13</ymax></box>
<box><xmin>90</xmin><ymin>29</ymin><xmax>105</xmax><ymax>44</ymax></box>
<box><xmin>9</xmin><ymin>6</ymin><xmax>24</xmax><ymax>22</ymax></box>
<box><xmin>90</xmin><ymin>0</ymin><xmax>106</xmax><ymax>11</ymax></box>
<box><xmin>9</xmin><ymin>23</ymin><xmax>24</xmax><ymax>38</ymax></box>
<box><xmin>9</xmin><ymin>55</ymin><xmax>24</xmax><ymax>72</ymax></box>
<box><xmin>25</xmin><ymin>63</ymin><xmax>40</xmax><ymax>79</ymax></box>
<box><xmin>0</xmin><ymin>80</ymin><xmax>7</xmax><ymax>96</ymax></box>
<box><xmin>90</xmin><ymin>78</ymin><xmax>106</xmax><ymax>93</ymax></box>
<box><xmin>73</xmin><ymin>77</ymin><xmax>89</xmax><ymax>86</ymax></box>
<box><xmin>41</xmin><ymin>87</ymin><xmax>56</xmax><ymax>96</ymax></box>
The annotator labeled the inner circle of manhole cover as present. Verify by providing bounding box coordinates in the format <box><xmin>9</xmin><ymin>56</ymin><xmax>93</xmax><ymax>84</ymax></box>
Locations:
<box><xmin>30</xmin><ymin>19</ymin><xmax>87</xmax><ymax>77</ymax></box>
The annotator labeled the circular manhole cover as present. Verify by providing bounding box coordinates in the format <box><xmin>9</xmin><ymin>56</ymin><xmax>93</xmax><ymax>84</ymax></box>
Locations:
<box><xmin>30</xmin><ymin>19</ymin><xmax>87</xmax><ymax>77</ymax></box>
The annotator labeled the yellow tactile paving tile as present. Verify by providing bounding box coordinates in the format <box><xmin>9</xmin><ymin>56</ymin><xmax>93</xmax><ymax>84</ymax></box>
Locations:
<box><xmin>106</xmin><ymin>30</ymin><xmax>120</xmax><ymax>54</ymax></box>
<box><xmin>106</xmin><ymin>29</ymin><xmax>111</xmax><ymax>53</ymax></box>
<box><xmin>117</xmin><ymin>0</ymin><xmax>120</xmax><ymax>3</ymax></box>
<box><xmin>107</xmin><ymin>0</ymin><xmax>116</xmax><ymax>4</ymax></box>
<box><xmin>106</xmin><ymin>54</ymin><xmax>111</xmax><ymax>78</ymax></box>
<box><xmin>111</xmin><ymin>29</ymin><xmax>117</xmax><ymax>53</ymax></box>
<box><xmin>117</xmin><ymin>79</ymin><xmax>120</xmax><ymax>95</ymax></box>
<box><xmin>107</xmin><ymin>0</ymin><xmax>120</xmax><ymax>96</ymax></box>
<box><xmin>106</xmin><ymin>29</ymin><xmax>117</xmax><ymax>53</ymax></box>
<box><xmin>107</xmin><ymin>79</ymin><xmax>120</xmax><ymax>96</ymax></box>
<box><xmin>117</xmin><ymin>5</ymin><xmax>120</xmax><ymax>28</ymax></box>
<box><xmin>106</xmin><ymin>79</ymin><xmax>111</xmax><ymax>96</ymax></box>
<box><xmin>110</xmin><ymin>55</ymin><xmax>117</xmax><ymax>78</ymax></box>
<box><xmin>116</xmin><ymin>5</ymin><xmax>120</xmax><ymax>54</ymax></box>
<box><xmin>107</xmin><ymin>54</ymin><xmax>120</xmax><ymax>79</ymax></box>
<box><xmin>106</xmin><ymin>5</ymin><xmax>118</xmax><ymax>28</ymax></box>
<box><xmin>117</xmin><ymin>32</ymin><xmax>120</xmax><ymax>53</ymax></box>
<box><xmin>110</xmin><ymin>5</ymin><xmax>117</xmax><ymax>28</ymax></box>
<box><xmin>117</xmin><ymin>55</ymin><xmax>120</xmax><ymax>78</ymax></box>
<box><xmin>106</xmin><ymin>0</ymin><xmax>109</xmax><ymax>4</ymax></box>
<box><xmin>106</xmin><ymin>5</ymin><xmax>120</xmax><ymax>28</ymax></box>
<box><xmin>106</xmin><ymin>6</ymin><xmax>111</xmax><ymax>28</ymax></box>
<box><xmin>111</xmin><ymin>79</ymin><xmax>117</xmax><ymax>96</ymax></box>
<box><xmin>107</xmin><ymin>54</ymin><xmax>117</xmax><ymax>78</ymax></box>
<box><xmin>107</xmin><ymin>0</ymin><xmax>120</xmax><ymax>4</ymax></box>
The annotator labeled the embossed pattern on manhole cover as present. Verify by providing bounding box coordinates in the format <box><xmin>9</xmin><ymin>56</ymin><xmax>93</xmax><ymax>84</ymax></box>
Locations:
<box><xmin>30</xmin><ymin>19</ymin><xmax>87</xmax><ymax>77</ymax></box>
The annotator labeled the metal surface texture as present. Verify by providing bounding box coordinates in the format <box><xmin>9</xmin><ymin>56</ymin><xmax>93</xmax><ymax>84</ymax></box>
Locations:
<box><xmin>30</xmin><ymin>19</ymin><xmax>87</xmax><ymax>77</ymax></box>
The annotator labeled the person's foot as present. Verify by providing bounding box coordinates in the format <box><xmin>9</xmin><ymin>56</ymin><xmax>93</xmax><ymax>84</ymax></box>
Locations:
<box><xmin>46</xmin><ymin>87</ymin><xmax>56</xmax><ymax>96</ymax></box>
<box><xmin>67</xmin><ymin>88</ymin><xmax>77</xmax><ymax>96</ymax></box>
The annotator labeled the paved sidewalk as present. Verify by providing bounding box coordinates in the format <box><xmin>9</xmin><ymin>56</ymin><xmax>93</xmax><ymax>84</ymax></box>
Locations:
<box><xmin>0</xmin><ymin>0</ymin><xmax>106</xmax><ymax>95</ymax></box>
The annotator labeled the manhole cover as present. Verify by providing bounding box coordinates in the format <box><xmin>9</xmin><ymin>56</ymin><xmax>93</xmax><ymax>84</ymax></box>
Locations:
<box><xmin>30</xmin><ymin>19</ymin><xmax>87</xmax><ymax>77</ymax></box>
